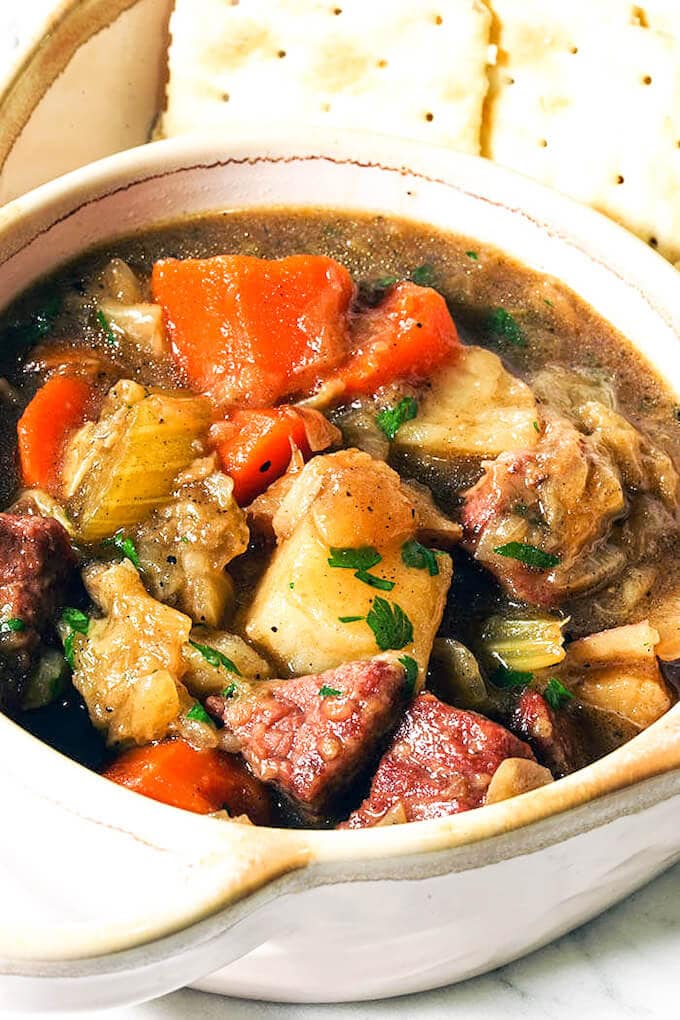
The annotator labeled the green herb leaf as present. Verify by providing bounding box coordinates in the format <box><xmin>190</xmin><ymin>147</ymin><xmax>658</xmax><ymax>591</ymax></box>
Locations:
<box><xmin>354</xmin><ymin>570</ymin><xmax>395</xmax><ymax>591</ymax></box>
<box><xmin>0</xmin><ymin>617</ymin><xmax>26</xmax><ymax>633</ymax></box>
<box><xmin>288</xmin><ymin>581</ymin><xmax>295</xmax><ymax>590</ymax></box>
<box><xmin>493</xmin><ymin>541</ymin><xmax>560</xmax><ymax>570</ymax></box>
<box><xmin>63</xmin><ymin>631</ymin><xmax>75</xmax><ymax>670</ymax></box>
<box><xmin>533</xmin><ymin>420</ymin><xmax>540</xmax><ymax>433</ymax></box>
<box><xmin>222</xmin><ymin>682</ymin><xmax>237</xmax><ymax>699</ymax></box>
<box><xmin>319</xmin><ymin>684</ymin><xmax>342</xmax><ymax>698</ymax></box>
<box><xmin>465</xmin><ymin>251</ymin><xmax>479</xmax><ymax>260</ymax></box>
<box><xmin>410</xmin><ymin>264</ymin><xmax>435</xmax><ymax>287</ymax></box>
<box><xmin>375</xmin><ymin>396</ymin><xmax>418</xmax><ymax>441</ymax></box>
<box><xmin>485</xmin><ymin>307</ymin><xmax>526</xmax><ymax>347</ymax></box>
<box><xmin>61</xmin><ymin>607</ymin><xmax>90</xmax><ymax>634</ymax></box>
<box><xmin>104</xmin><ymin>530</ymin><xmax>140</xmax><ymax>568</ymax></box>
<box><xmin>96</xmin><ymin>309</ymin><xmax>118</xmax><ymax>347</ymax></box>
<box><xmin>180</xmin><ymin>536</ymin><xmax>189</xmax><ymax>544</ymax></box>
<box><xmin>338</xmin><ymin>615</ymin><xmax>364</xmax><ymax>623</ymax></box>
<box><xmin>401</xmin><ymin>539</ymin><xmax>439</xmax><ymax>576</ymax></box>
<box><xmin>189</xmin><ymin>639</ymin><xmax>242</xmax><ymax>675</ymax></box>
<box><xmin>492</xmin><ymin>665</ymin><xmax>533</xmax><ymax>689</ymax></box>
<box><xmin>186</xmin><ymin>702</ymin><xmax>213</xmax><ymax>724</ymax></box>
<box><xmin>544</xmin><ymin>677</ymin><xmax>574</xmax><ymax>711</ymax></box>
<box><xmin>7</xmin><ymin>293</ymin><xmax>60</xmax><ymax>348</ymax></box>
<box><xmin>328</xmin><ymin>546</ymin><xmax>381</xmax><ymax>571</ymax></box>
<box><xmin>399</xmin><ymin>654</ymin><xmax>419</xmax><ymax>697</ymax></box>
<box><xmin>366</xmin><ymin>596</ymin><xmax>413</xmax><ymax>652</ymax></box>
<box><xmin>376</xmin><ymin>275</ymin><xmax>398</xmax><ymax>288</ymax></box>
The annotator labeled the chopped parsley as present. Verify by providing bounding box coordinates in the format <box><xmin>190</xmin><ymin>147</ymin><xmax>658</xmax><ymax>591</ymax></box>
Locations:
<box><xmin>493</xmin><ymin>542</ymin><xmax>560</xmax><ymax>570</ymax></box>
<box><xmin>401</xmin><ymin>539</ymin><xmax>439</xmax><ymax>576</ymax></box>
<box><xmin>354</xmin><ymin>571</ymin><xmax>395</xmax><ymax>591</ymax></box>
<box><xmin>533</xmin><ymin>420</ymin><xmax>540</xmax><ymax>433</ymax></box>
<box><xmin>366</xmin><ymin>597</ymin><xmax>413</xmax><ymax>652</ymax></box>
<box><xmin>376</xmin><ymin>274</ymin><xmax>398</xmax><ymax>288</ymax></box>
<box><xmin>319</xmin><ymin>684</ymin><xmax>342</xmax><ymax>698</ymax></box>
<box><xmin>376</xmin><ymin>396</ymin><xmax>418</xmax><ymax>441</ymax></box>
<box><xmin>328</xmin><ymin>546</ymin><xmax>381</xmax><ymax>571</ymax></box>
<box><xmin>410</xmin><ymin>264</ymin><xmax>436</xmax><ymax>287</ymax></box>
<box><xmin>288</xmin><ymin>581</ymin><xmax>295</xmax><ymax>590</ymax></box>
<box><xmin>63</xmin><ymin>632</ymin><xmax>76</xmax><ymax>670</ymax></box>
<box><xmin>96</xmin><ymin>309</ymin><xmax>118</xmax><ymax>347</ymax></box>
<box><xmin>61</xmin><ymin>607</ymin><xmax>90</xmax><ymax>634</ymax></box>
<box><xmin>0</xmin><ymin>617</ymin><xmax>25</xmax><ymax>633</ymax></box>
<box><xmin>180</xmin><ymin>536</ymin><xmax>190</xmax><ymax>544</ymax></box>
<box><xmin>492</xmin><ymin>665</ymin><xmax>533</xmax><ymax>689</ymax></box>
<box><xmin>7</xmin><ymin>293</ymin><xmax>60</xmax><ymax>348</ymax></box>
<box><xmin>544</xmin><ymin>678</ymin><xmax>574</xmax><ymax>711</ymax></box>
<box><xmin>105</xmin><ymin>530</ymin><xmax>140</xmax><ymax>568</ymax></box>
<box><xmin>485</xmin><ymin>307</ymin><xmax>526</xmax><ymax>347</ymax></box>
<box><xmin>222</xmin><ymin>682</ymin><xmax>237</xmax><ymax>699</ymax></box>
<box><xmin>338</xmin><ymin>615</ymin><xmax>364</xmax><ymax>623</ymax></box>
<box><xmin>399</xmin><ymin>654</ymin><xmax>419</xmax><ymax>697</ymax></box>
<box><xmin>465</xmin><ymin>251</ymin><xmax>479</xmax><ymax>260</ymax></box>
<box><xmin>190</xmin><ymin>640</ymin><xmax>241</xmax><ymax>675</ymax></box>
<box><xmin>186</xmin><ymin>702</ymin><xmax>213</xmax><ymax>724</ymax></box>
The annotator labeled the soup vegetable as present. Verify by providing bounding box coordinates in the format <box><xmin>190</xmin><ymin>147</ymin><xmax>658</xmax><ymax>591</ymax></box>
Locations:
<box><xmin>1</xmin><ymin>210</ymin><xmax>678</xmax><ymax>829</ymax></box>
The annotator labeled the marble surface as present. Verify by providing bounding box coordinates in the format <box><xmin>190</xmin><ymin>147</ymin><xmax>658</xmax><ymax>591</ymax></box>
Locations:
<box><xmin>1</xmin><ymin>3</ymin><xmax>679</xmax><ymax>1017</ymax></box>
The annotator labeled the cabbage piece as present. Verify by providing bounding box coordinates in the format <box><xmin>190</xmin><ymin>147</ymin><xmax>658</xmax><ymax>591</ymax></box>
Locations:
<box><xmin>183</xmin><ymin>628</ymin><xmax>272</xmax><ymax>696</ymax></box>
<box><xmin>135</xmin><ymin>455</ymin><xmax>249</xmax><ymax>627</ymax></box>
<box><xmin>395</xmin><ymin>345</ymin><xmax>539</xmax><ymax>458</ymax></box>
<box><xmin>429</xmin><ymin>638</ymin><xmax>493</xmax><ymax>712</ymax></box>
<box><xmin>63</xmin><ymin>380</ymin><xmax>211</xmax><ymax>541</ymax></box>
<box><xmin>479</xmin><ymin>613</ymin><xmax>568</xmax><ymax>672</ymax></box>
<box><xmin>98</xmin><ymin>299</ymin><xmax>167</xmax><ymax>359</ymax></box>
<box><xmin>562</xmin><ymin>621</ymin><xmax>672</xmax><ymax>730</ymax></box>
<box><xmin>71</xmin><ymin>561</ymin><xmax>192</xmax><ymax>745</ymax></box>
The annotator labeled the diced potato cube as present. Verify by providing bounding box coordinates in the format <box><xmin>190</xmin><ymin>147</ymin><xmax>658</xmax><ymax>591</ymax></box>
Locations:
<box><xmin>485</xmin><ymin>758</ymin><xmax>554</xmax><ymax>805</ymax></box>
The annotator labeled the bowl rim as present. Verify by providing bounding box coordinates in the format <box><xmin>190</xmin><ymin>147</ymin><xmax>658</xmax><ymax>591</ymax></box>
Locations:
<box><xmin>1</xmin><ymin>129</ymin><xmax>680</xmax><ymax>964</ymax></box>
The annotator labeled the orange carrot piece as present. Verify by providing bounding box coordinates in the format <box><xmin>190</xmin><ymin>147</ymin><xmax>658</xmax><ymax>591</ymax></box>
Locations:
<box><xmin>210</xmin><ymin>406</ymin><xmax>312</xmax><ymax>505</ymax></box>
<box><xmin>339</xmin><ymin>281</ymin><xmax>461</xmax><ymax>396</ymax></box>
<box><xmin>17</xmin><ymin>374</ymin><xmax>94</xmax><ymax>495</ymax></box>
<box><xmin>151</xmin><ymin>254</ymin><xmax>353</xmax><ymax>406</ymax></box>
<box><xmin>103</xmin><ymin>739</ymin><xmax>272</xmax><ymax>822</ymax></box>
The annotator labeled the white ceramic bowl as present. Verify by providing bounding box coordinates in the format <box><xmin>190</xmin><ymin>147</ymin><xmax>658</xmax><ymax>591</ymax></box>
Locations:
<box><xmin>1</xmin><ymin>132</ymin><xmax>680</xmax><ymax>1012</ymax></box>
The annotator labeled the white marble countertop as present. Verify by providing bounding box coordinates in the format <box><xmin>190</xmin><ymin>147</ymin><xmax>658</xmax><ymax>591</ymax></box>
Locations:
<box><xmin>1</xmin><ymin>3</ymin><xmax>679</xmax><ymax>1017</ymax></box>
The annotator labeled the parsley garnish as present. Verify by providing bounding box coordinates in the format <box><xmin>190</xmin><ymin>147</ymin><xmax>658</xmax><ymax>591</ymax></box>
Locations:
<box><xmin>187</xmin><ymin>702</ymin><xmax>213</xmax><ymax>724</ymax></box>
<box><xmin>60</xmin><ymin>607</ymin><xmax>90</xmax><ymax>670</ymax></box>
<box><xmin>492</xmin><ymin>666</ymin><xmax>533</xmax><ymax>689</ymax></box>
<box><xmin>319</xmin><ymin>684</ymin><xmax>342</xmax><ymax>698</ymax></box>
<box><xmin>376</xmin><ymin>275</ymin><xmax>398</xmax><ymax>288</ymax></box>
<box><xmin>189</xmin><ymin>639</ymin><xmax>241</xmax><ymax>675</ymax></box>
<box><xmin>180</xmin><ymin>536</ymin><xmax>189</xmax><ymax>544</ymax></box>
<box><xmin>338</xmin><ymin>615</ymin><xmax>363</xmax><ymax>623</ymax></box>
<box><xmin>533</xmin><ymin>420</ymin><xmax>540</xmax><ymax>433</ymax></box>
<box><xmin>465</xmin><ymin>251</ymin><xmax>479</xmax><ymax>260</ymax></box>
<box><xmin>544</xmin><ymin>678</ymin><xmax>574</xmax><ymax>711</ymax></box>
<box><xmin>104</xmin><ymin>530</ymin><xmax>140</xmax><ymax>568</ymax></box>
<box><xmin>96</xmin><ymin>309</ymin><xmax>118</xmax><ymax>347</ymax></box>
<box><xmin>401</xmin><ymin>539</ymin><xmax>439</xmax><ymax>576</ymax></box>
<box><xmin>376</xmin><ymin>396</ymin><xmax>418</xmax><ymax>441</ymax></box>
<box><xmin>222</xmin><ymin>682</ymin><xmax>237</xmax><ymax>699</ymax></box>
<box><xmin>493</xmin><ymin>542</ymin><xmax>560</xmax><ymax>570</ymax></box>
<box><xmin>485</xmin><ymin>307</ymin><xmax>526</xmax><ymax>347</ymax></box>
<box><xmin>7</xmin><ymin>293</ymin><xmax>60</xmax><ymax>348</ymax></box>
<box><xmin>288</xmin><ymin>581</ymin><xmax>295</xmax><ymax>590</ymax></box>
<box><xmin>354</xmin><ymin>571</ymin><xmax>395</xmax><ymax>591</ymax></box>
<box><xmin>328</xmin><ymin>546</ymin><xmax>381</xmax><ymax>571</ymax></box>
<box><xmin>410</xmin><ymin>264</ymin><xmax>436</xmax><ymax>287</ymax></box>
<box><xmin>366</xmin><ymin>597</ymin><xmax>413</xmax><ymax>652</ymax></box>
<box><xmin>0</xmin><ymin>617</ymin><xmax>25</xmax><ymax>633</ymax></box>
<box><xmin>399</xmin><ymin>654</ymin><xmax>418</xmax><ymax>697</ymax></box>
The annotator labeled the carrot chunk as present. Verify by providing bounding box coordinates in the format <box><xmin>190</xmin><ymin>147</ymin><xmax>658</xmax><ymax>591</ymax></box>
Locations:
<box><xmin>17</xmin><ymin>374</ymin><xmax>94</xmax><ymax>495</ymax></box>
<box><xmin>103</xmin><ymin>738</ymin><xmax>272</xmax><ymax>822</ymax></box>
<box><xmin>210</xmin><ymin>407</ymin><xmax>312</xmax><ymax>505</ymax></box>
<box><xmin>151</xmin><ymin>254</ymin><xmax>353</xmax><ymax>406</ymax></box>
<box><xmin>339</xmin><ymin>281</ymin><xmax>461</xmax><ymax>396</ymax></box>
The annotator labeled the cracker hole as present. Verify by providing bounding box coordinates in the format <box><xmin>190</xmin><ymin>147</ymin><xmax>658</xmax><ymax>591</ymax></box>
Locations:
<box><xmin>278</xmin><ymin>50</ymin><xmax>287</xmax><ymax>58</ymax></box>
<box><xmin>425</xmin><ymin>112</ymin><xmax>434</xmax><ymax>122</ymax></box>
<box><xmin>649</xmin><ymin>236</ymin><xmax>658</xmax><ymax>247</ymax></box>
<box><xmin>221</xmin><ymin>92</ymin><xmax>230</xmax><ymax>103</ymax></box>
<box><xmin>631</xmin><ymin>6</ymin><xmax>649</xmax><ymax>28</ymax></box>
<box><xmin>538</xmin><ymin>138</ymin><xmax>548</xmax><ymax>148</ymax></box>
<box><xmin>377</xmin><ymin>58</ymin><xmax>388</xmax><ymax>68</ymax></box>
<box><xmin>616</xmin><ymin>174</ymin><xmax>624</xmax><ymax>184</ymax></box>
<box><xmin>570</xmin><ymin>46</ymin><xmax>578</xmax><ymax>54</ymax></box>
<box><xmin>434</xmin><ymin>14</ymin><xmax>443</xmax><ymax>24</ymax></box>
<box><xmin>642</xmin><ymin>74</ymin><xmax>652</xmax><ymax>85</ymax></box>
<box><xmin>506</xmin><ymin>76</ymin><xmax>515</xmax><ymax>86</ymax></box>
<box><xmin>333</xmin><ymin>6</ymin><xmax>342</xmax><ymax>13</ymax></box>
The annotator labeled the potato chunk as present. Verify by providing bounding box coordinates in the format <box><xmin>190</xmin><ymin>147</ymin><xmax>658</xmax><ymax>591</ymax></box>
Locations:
<box><xmin>63</xmin><ymin>380</ymin><xmax>211</xmax><ymax>541</ymax></box>
<box><xmin>395</xmin><ymin>346</ymin><xmax>539</xmax><ymax>459</ymax></box>
<box><xmin>72</xmin><ymin>561</ymin><xmax>192</xmax><ymax>745</ymax></box>
<box><xmin>562</xmin><ymin>621</ymin><xmax>672</xmax><ymax>730</ymax></box>
<box><xmin>485</xmin><ymin>757</ymin><xmax>554</xmax><ymax>805</ymax></box>
<box><xmin>244</xmin><ymin>450</ymin><xmax>454</xmax><ymax>682</ymax></box>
